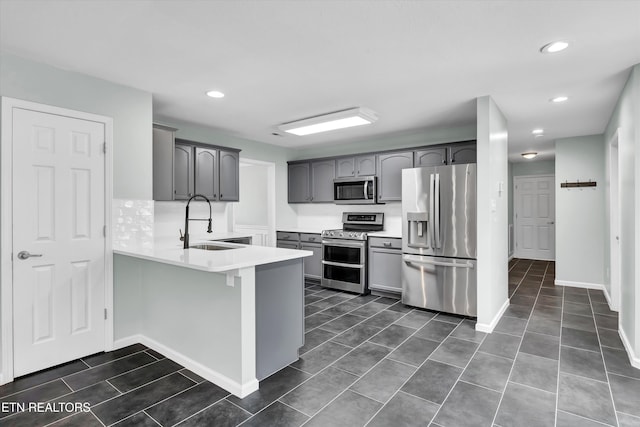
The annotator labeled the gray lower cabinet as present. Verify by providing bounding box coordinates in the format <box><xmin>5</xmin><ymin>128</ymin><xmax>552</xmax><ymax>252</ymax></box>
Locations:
<box><xmin>174</xmin><ymin>143</ymin><xmax>195</xmax><ymax>200</ymax></box>
<box><xmin>288</xmin><ymin>163</ymin><xmax>311</xmax><ymax>203</ymax></box>
<box><xmin>153</xmin><ymin>125</ymin><xmax>176</xmax><ymax>201</ymax></box>
<box><xmin>277</xmin><ymin>232</ymin><xmax>322</xmax><ymax>281</ymax></box>
<box><xmin>219</xmin><ymin>150</ymin><xmax>239</xmax><ymax>201</ymax></box>
<box><xmin>368</xmin><ymin>237</ymin><xmax>402</xmax><ymax>294</ymax></box>
<box><xmin>377</xmin><ymin>151</ymin><xmax>414</xmax><ymax>202</ymax></box>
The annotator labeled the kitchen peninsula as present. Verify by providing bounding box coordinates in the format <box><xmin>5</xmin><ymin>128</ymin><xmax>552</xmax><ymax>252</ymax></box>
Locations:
<box><xmin>113</xmin><ymin>238</ymin><xmax>311</xmax><ymax>398</ymax></box>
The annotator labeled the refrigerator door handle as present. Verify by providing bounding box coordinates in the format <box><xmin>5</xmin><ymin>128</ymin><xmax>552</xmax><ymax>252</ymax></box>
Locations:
<box><xmin>434</xmin><ymin>173</ymin><xmax>441</xmax><ymax>248</ymax></box>
<box><xmin>402</xmin><ymin>254</ymin><xmax>474</xmax><ymax>269</ymax></box>
<box><xmin>429</xmin><ymin>173</ymin><xmax>435</xmax><ymax>248</ymax></box>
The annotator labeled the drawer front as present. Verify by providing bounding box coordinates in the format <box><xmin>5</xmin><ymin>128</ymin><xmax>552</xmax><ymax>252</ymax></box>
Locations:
<box><xmin>369</xmin><ymin>236</ymin><xmax>402</xmax><ymax>249</ymax></box>
<box><xmin>300</xmin><ymin>233</ymin><xmax>321</xmax><ymax>243</ymax></box>
<box><xmin>276</xmin><ymin>231</ymin><xmax>300</xmax><ymax>242</ymax></box>
<box><xmin>276</xmin><ymin>241</ymin><xmax>299</xmax><ymax>250</ymax></box>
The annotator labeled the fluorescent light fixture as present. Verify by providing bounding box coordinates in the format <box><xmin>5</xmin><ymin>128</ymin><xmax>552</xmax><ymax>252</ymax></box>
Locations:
<box><xmin>206</xmin><ymin>90</ymin><xmax>225</xmax><ymax>98</ymax></box>
<box><xmin>550</xmin><ymin>96</ymin><xmax>568</xmax><ymax>103</ymax></box>
<box><xmin>278</xmin><ymin>107</ymin><xmax>378</xmax><ymax>136</ymax></box>
<box><xmin>522</xmin><ymin>152</ymin><xmax>538</xmax><ymax>159</ymax></box>
<box><xmin>532</xmin><ymin>129</ymin><xmax>544</xmax><ymax>135</ymax></box>
<box><xmin>540</xmin><ymin>41</ymin><xmax>569</xmax><ymax>53</ymax></box>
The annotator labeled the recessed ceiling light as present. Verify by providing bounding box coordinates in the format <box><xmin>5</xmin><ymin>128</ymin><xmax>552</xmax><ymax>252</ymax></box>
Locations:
<box><xmin>550</xmin><ymin>96</ymin><xmax>568</xmax><ymax>103</ymax></box>
<box><xmin>522</xmin><ymin>152</ymin><xmax>538</xmax><ymax>160</ymax></box>
<box><xmin>532</xmin><ymin>129</ymin><xmax>544</xmax><ymax>135</ymax></box>
<box><xmin>206</xmin><ymin>90</ymin><xmax>225</xmax><ymax>98</ymax></box>
<box><xmin>540</xmin><ymin>41</ymin><xmax>569</xmax><ymax>54</ymax></box>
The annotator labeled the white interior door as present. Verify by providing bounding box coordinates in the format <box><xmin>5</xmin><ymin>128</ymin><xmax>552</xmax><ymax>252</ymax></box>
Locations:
<box><xmin>12</xmin><ymin>107</ymin><xmax>106</xmax><ymax>377</ymax></box>
<box><xmin>514</xmin><ymin>175</ymin><xmax>556</xmax><ymax>260</ymax></box>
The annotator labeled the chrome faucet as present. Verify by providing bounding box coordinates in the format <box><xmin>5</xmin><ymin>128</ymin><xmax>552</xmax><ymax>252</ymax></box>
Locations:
<box><xmin>182</xmin><ymin>194</ymin><xmax>213</xmax><ymax>249</ymax></box>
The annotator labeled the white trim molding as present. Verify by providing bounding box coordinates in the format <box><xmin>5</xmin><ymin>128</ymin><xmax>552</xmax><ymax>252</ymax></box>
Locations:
<box><xmin>0</xmin><ymin>97</ymin><xmax>114</xmax><ymax>384</ymax></box>
<box><xmin>554</xmin><ymin>279</ymin><xmax>605</xmax><ymax>291</ymax></box>
<box><xmin>619</xmin><ymin>327</ymin><xmax>640</xmax><ymax>369</ymax></box>
<box><xmin>476</xmin><ymin>298</ymin><xmax>510</xmax><ymax>333</ymax></box>
<box><xmin>114</xmin><ymin>335</ymin><xmax>259</xmax><ymax>397</ymax></box>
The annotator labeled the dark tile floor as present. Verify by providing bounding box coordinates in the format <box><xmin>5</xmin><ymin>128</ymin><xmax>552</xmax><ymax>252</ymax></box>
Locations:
<box><xmin>1</xmin><ymin>259</ymin><xmax>639</xmax><ymax>426</ymax></box>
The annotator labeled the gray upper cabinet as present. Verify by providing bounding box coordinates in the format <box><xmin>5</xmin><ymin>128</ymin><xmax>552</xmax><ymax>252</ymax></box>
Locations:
<box><xmin>168</xmin><ymin>137</ymin><xmax>240</xmax><ymax>202</ymax></box>
<box><xmin>219</xmin><ymin>150</ymin><xmax>239</xmax><ymax>201</ymax></box>
<box><xmin>195</xmin><ymin>147</ymin><xmax>218</xmax><ymax>200</ymax></box>
<box><xmin>336</xmin><ymin>157</ymin><xmax>355</xmax><ymax>178</ymax></box>
<box><xmin>174</xmin><ymin>143</ymin><xmax>194</xmax><ymax>200</ymax></box>
<box><xmin>415</xmin><ymin>147</ymin><xmax>447</xmax><ymax>167</ymax></box>
<box><xmin>377</xmin><ymin>151</ymin><xmax>414</xmax><ymax>202</ymax></box>
<box><xmin>335</xmin><ymin>155</ymin><xmax>376</xmax><ymax>177</ymax></box>
<box><xmin>288</xmin><ymin>163</ymin><xmax>311</xmax><ymax>203</ymax></box>
<box><xmin>449</xmin><ymin>143</ymin><xmax>477</xmax><ymax>165</ymax></box>
<box><xmin>310</xmin><ymin>160</ymin><xmax>335</xmax><ymax>202</ymax></box>
<box><xmin>152</xmin><ymin>125</ymin><xmax>176</xmax><ymax>201</ymax></box>
<box><xmin>356</xmin><ymin>155</ymin><xmax>376</xmax><ymax>176</ymax></box>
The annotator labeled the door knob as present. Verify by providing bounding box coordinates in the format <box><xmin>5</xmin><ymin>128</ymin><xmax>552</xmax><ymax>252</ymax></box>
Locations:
<box><xmin>547</xmin><ymin>221</ymin><xmax>555</xmax><ymax>225</ymax></box>
<box><xmin>17</xmin><ymin>251</ymin><xmax>42</xmax><ymax>260</ymax></box>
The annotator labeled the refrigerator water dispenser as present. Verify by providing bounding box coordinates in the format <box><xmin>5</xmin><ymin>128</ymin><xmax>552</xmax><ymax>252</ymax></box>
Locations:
<box><xmin>406</xmin><ymin>212</ymin><xmax>430</xmax><ymax>248</ymax></box>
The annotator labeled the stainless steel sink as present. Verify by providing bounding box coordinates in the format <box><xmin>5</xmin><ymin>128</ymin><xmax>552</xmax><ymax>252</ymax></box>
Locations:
<box><xmin>189</xmin><ymin>244</ymin><xmax>239</xmax><ymax>251</ymax></box>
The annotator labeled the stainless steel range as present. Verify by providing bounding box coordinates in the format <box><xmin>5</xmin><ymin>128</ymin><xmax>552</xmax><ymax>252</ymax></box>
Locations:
<box><xmin>321</xmin><ymin>212</ymin><xmax>384</xmax><ymax>294</ymax></box>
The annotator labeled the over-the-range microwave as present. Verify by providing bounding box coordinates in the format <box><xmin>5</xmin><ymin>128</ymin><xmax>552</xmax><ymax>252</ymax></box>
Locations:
<box><xmin>333</xmin><ymin>176</ymin><xmax>379</xmax><ymax>204</ymax></box>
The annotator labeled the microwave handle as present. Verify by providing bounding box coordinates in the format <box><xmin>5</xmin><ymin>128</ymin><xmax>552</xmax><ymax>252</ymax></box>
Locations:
<box><xmin>363</xmin><ymin>180</ymin><xmax>369</xmax><ymax>200</ymax></box>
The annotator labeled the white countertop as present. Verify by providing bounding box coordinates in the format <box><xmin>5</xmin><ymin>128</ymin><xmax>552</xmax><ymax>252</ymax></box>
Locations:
<box><xmin>368</xmin><ymin>231</ymin><xmax>402</xmax><ymax>238</ymax></box>
<box><xmin>114</xmin><ymin>236</ymin><xmax>312</xmax><ymax>273</ymax></box>
<box><xmin>277</xmin><ymin>228</ymin><xmax>322</xmax><ymax>234</ymax></box>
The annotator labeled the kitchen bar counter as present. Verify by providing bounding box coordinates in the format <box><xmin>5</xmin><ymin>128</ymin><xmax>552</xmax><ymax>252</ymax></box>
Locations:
<box><xmin>114</xmin><ymin>236</ymin><xmax>311</xmax><ymax>273</ymax></box>
<box><xmin>113</xmin><ymin>238</ymin><xmax>311</xmax><ymax>398</ymax></box>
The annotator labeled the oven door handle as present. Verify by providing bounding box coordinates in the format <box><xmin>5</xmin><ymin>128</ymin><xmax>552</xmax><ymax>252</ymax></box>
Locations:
<box><xmin>322</xmin><ymin>240</ymin><xmax>366</xmax><ymax>248</ymax></box>
<box><xmin>322</xmin><ymin>260</ymin><xmax>365</xmax><ymax>269</ymax></box>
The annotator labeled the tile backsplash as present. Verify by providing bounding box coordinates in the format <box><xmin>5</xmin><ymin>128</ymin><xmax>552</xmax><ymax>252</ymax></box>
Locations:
<box><xmin>113</xmin><ymin>199</ymin><xmax>154</xmax><ymax>249</ymax></box>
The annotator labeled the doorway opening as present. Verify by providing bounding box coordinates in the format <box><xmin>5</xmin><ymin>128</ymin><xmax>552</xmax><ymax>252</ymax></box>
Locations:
<box><xmin>230</xmin><ymin>158</ymin><xmax>276</xmax><ymax>247</ymax></box>
<box><xmin>608</xmin><ymin>130</ymin><xmax>621</xmax><ymax>311</ymax></box>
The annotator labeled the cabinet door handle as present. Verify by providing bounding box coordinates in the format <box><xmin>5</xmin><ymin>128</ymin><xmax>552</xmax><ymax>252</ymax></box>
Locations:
<box><xmin>309</xmin><ymin>237</ymin><xmax>316</xmax><ymax>241</ymax></box>
<box><xmin>383</xmin><ymin>242</ymin><xmax>392</xmax><ymax>247</ymax></box>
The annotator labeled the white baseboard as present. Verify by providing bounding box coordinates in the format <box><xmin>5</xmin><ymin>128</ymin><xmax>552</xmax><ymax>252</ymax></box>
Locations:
<box><xmin>554</xmin><ymin>279</ymin><xmax>605</xmax><ymax>291</ymax></box>
<box><xmin>619</xmin><ymin>327</ymin><xmax>640</xmax><ymax>369</ymax></box>
<box><xmin>113</xmin><ymin>335</ymin><xmax>259</xmax><ymax>398</ymax></box>
<box><xmin>508</xmin><ymin>254</ymin><xmax>515</xmax><ymax>262</ymax></box>
<box><xmin>476</xmin><ymin>298</ymin><xmax>510</xmax><ymax>333</ymax></box>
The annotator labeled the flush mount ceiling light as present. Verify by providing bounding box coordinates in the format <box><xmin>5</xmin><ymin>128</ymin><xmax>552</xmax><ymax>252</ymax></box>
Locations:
<box><xmin>206</xmin><ymin>90</ymin><xmax>225</xmax><ymax>98</ymax></box>
<box><xmin>278</xmin><ymin>107</ymin><xmax>378</xmax><ymax>136</ymax></box>
<box><xmin>522</xmin><ymin>152</ymin><xmax>538</xmax><ymax>160</ymax></box>
<box><xmin>540</xmin><ymin>41</ymin><xmax>569</xmax><ymax>54</ymax></box>
<box><xmin>532</xmin><ymin>129</ymin><xmax>544</xmax><ymax>135</ymax></box>
<box><xmin>550</xmin><ymin>96</ymin><xmax>569</xmax><ymax>103</ymax></box>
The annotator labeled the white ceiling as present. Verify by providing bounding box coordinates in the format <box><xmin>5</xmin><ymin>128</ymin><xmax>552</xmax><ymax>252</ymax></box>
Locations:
<box><xmin>1</xmin><ymin>0</ymin><xmax>639</xmax><ymax>162</ymax></box>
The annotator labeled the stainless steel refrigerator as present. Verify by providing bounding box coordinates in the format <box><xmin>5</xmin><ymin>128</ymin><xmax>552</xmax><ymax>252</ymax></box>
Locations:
<box><xmin>401</xmin><ymin>164</ymin><xmax>477</xmax><ymax>316</ymax></box>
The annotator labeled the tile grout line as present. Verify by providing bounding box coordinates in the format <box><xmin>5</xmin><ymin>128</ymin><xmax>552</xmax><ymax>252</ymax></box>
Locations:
<box><xmin>143</xmin><ymin>410</ymin><xmax>163</xmax><ymax>426</ymax></box>
<box><xmin>553</xmin><ymin>261</ymin><xmax>563</xmax><ymax>427</ymax></box>
<box><xmin>490</xmin><ymin>259</ymin><xmax>541</xmax><ymax>427</ymax></box>
<box><xmin>589</xmin><ymin>288</ymin><xmax>622</xmax><ymax>427</ymax></box>
<box><xmin>299</xmin><ymin>306</ymin><xmax>466</xmax><ymax>426</ymax></box>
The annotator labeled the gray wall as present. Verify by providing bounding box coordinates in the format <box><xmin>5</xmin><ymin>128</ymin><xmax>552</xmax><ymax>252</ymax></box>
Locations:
<box><xmin>236</xmin><ymin>164</ymin><xmax>269</xmax><ymax>226</ymax></box>
<box><xmin>0</xmin><ymin>53</ymin><xmax>153</xmax><ymax>199</ymax></box>
<box><xmin>555</xmin><ymin>135</ymin><xmax>605</xmax><ymax>286</ymax></box>
<box><xmin>604</xmin><ymin>64</ymin><xmax>639</xmax><ymax>357</ymax></box>
<box><xmin>476</xmin><ymin>96</ymin><xmax>509</xmax><ymax>331</ymax></box>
